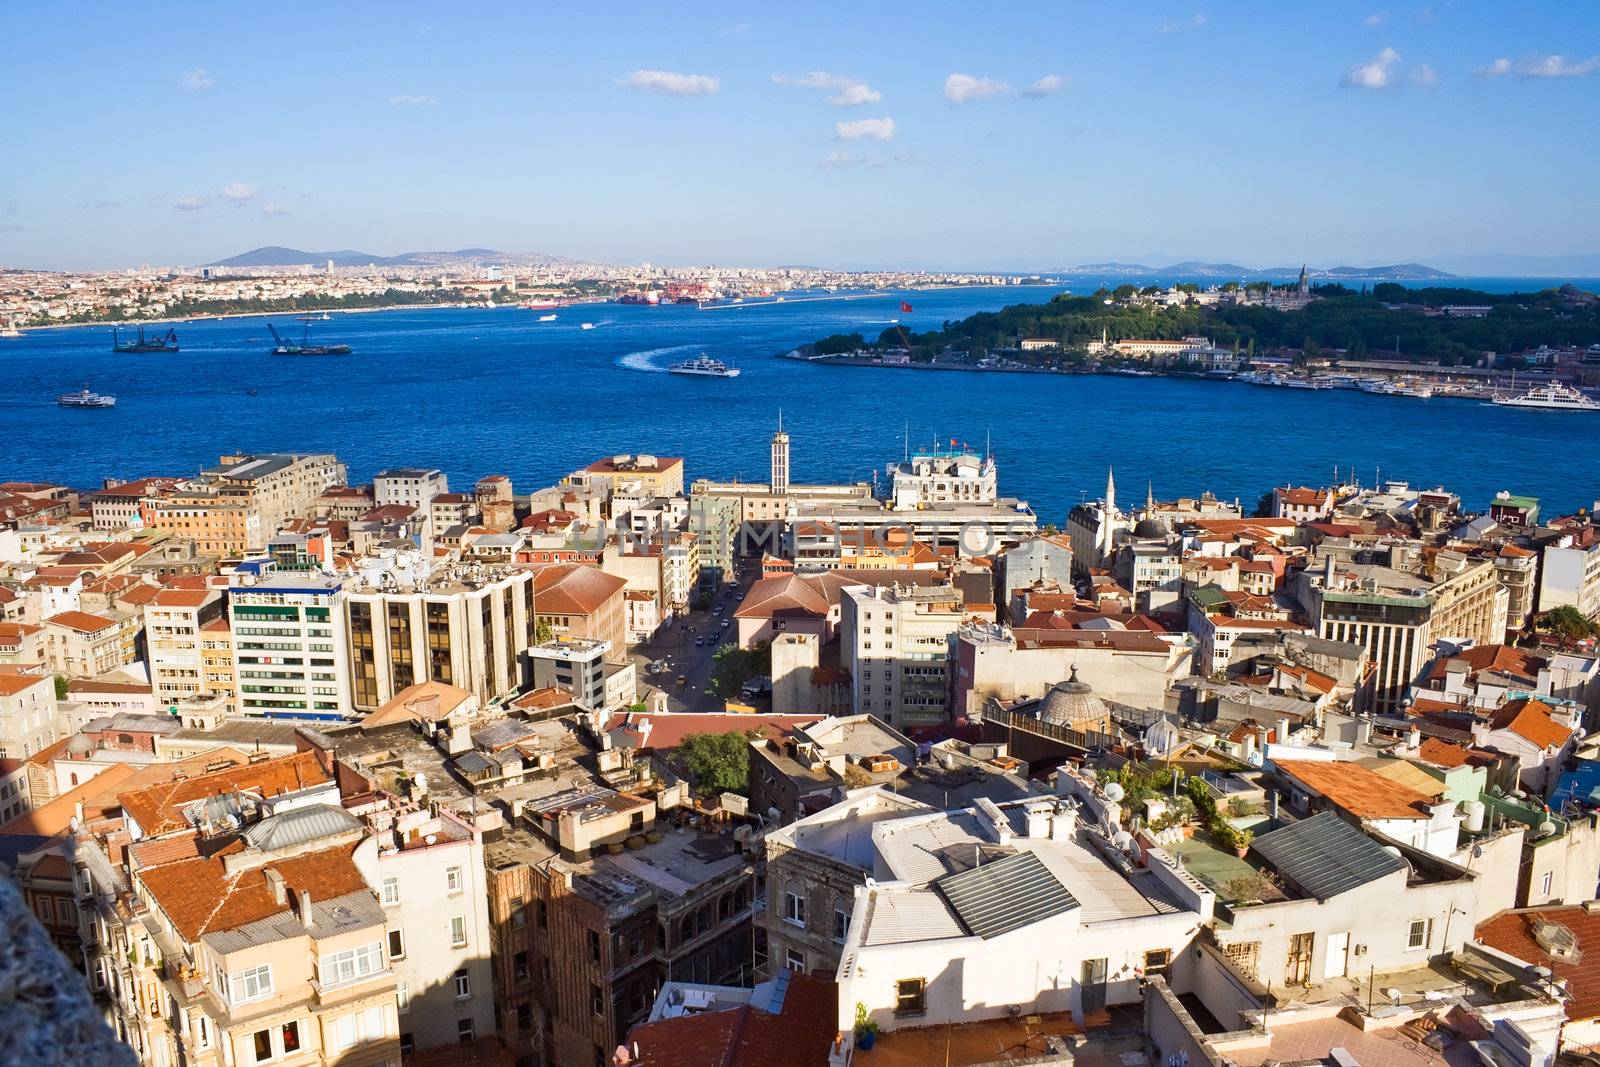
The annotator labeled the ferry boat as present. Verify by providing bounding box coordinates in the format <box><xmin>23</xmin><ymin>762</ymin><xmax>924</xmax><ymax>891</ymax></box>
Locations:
<box><xmin>668</xmin><ymin>354</ymin><xmax>741</xmax><ymax>378</ymax></box>
<box><xmin>1492</xmin><ymin>381</ymin><xmax>1600</xmax><ymax>411</ymax></box>
<box><xmin>57</xmin><ymin>386</ymin><xmax>117</xmax><ymax>408</ymax></box>
<box><xmin>113</xmin><ymin>326</ymin><xmax>179</xmax><ymax>353</ymax></box>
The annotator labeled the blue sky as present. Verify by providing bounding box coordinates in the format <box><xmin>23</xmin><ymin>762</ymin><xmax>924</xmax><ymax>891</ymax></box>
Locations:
<box><xmin>4</xmin><ymin>1</ymin><xmax>1599</xmax><ymax>271</ymax></box>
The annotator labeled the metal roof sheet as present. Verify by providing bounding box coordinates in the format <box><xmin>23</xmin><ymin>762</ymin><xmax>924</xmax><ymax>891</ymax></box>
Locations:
<box><xmin>933</xmin><ymin>850</ymin><xmax>1079</xmax><ymax>939</ymax></box>
<box><xmin>1251</xmin><ymin>811</ymin><xmax>1404</xmax><ymax>901</ymax></box>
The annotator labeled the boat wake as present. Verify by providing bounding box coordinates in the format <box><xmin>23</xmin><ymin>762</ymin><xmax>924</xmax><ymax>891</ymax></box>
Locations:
<box><xmin>617</xmin><ymin>344</ymin><xmax>697</xmax><ymax>373</ymax></box>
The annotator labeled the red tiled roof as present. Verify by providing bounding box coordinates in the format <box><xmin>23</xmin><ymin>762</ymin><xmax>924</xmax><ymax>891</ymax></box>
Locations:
<box><xmin>1427</xmin><ymin>645</ymin><xmax>1545</xmax><ymax>684</ymax></box>
<box><xmin>0</xmin><ymin>672</ymin><xmax>50</xmax><ymax>697</ymax></box>
<box><xmin>44</xmin><ymin>610</ymin><xmax>120</xmax><ymax>633</ymax></box>
<box><xmin>1272</xmin><ymin>759</ymin><xmax>1435</xmax><ymax>820</ymax></box>
<box><xmin>532</xmin><ymin>562</ymin><xmax>628</xmax><ymax>616</ymax></box>
<box><xmin>606</xmin><ymin>713</ymin><xmax>819</xmax><ymax>752</ymax></box>
<box><xmin>138</xmin><ymin>839</ymin><xmax>368</xmax><ymax>941</ymax></box>
<box><xmin>1477</xmin><ymin>906</ymin><xmax>1600</xmax><ymax>1022</ymax></box>
<box><xmin>118</xmin><ymin>751</ymin><xmax>332</xmax><ymax>837</ymax></box>
<box><xmin>1487</xmin><ymin>697</ymin><xmax>1572</xmax><ymax>750</ymax></box>
<box><xmin>629</xmin><ymin>971</ymin><xmax>839</xmax><ymax>1067</ymax></box>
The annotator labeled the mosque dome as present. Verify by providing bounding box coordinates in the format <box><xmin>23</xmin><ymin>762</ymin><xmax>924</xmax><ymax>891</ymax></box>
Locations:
<box><xmin>1036</xmin><ymin>668</ymin><xmax>1110</xmax><ymax>729</ymax></box>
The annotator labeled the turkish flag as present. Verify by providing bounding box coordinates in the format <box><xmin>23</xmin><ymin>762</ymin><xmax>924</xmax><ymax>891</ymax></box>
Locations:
<box><xmin>900</xmin><ymin>301</ymin><xmax>913</xmax><ymax>313</ymax></box>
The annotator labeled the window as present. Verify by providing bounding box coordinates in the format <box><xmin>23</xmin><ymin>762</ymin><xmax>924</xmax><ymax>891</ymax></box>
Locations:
<box><xmin>895</xmin><ymin>978</ymin><xmax>927</xmax><ymax>1018</ymax></box>
<box><xmin>458</xmin><ymin>1018</ymin><xmax>475</xmax><ymax>1042</ymax></box>
<box><xmin>387</xmin><ymin>929</ymin><xmax>405</xmax><ymax>959</ymax></box>
<box><xmin>784</xmin><ymin>949</ymin><xmax>805</xmax><ymax>973</ymax></box>
<box><xmin>537</xmin><ymin>900</ymin><xmax>549</xmax><ymax>929</ymax></box>
<box><xmin>446</xmin><ymin>866</ymin><xmax>463</xmax><ymax>893</ymax></box>
<box><xmin>590</xmin><ymin>982</ymin><xmax>604</xmax><ymax>1017</ymax></box>
<box><xmin>1144</xmin><ymin>949</ymin><xmax>1172</xmax><ymax>975</ymax></box>
<box><xmin>319</xmin><ymin>942</ymin><xmax>384</xmax><ymax>988</ymax></box>
<box><xmin>253</xmin><ymin>1030</ymin><xmax>272</xmax><ymax>1063</ymax></box>
<box><xmin>1408</xmin><ymin>919</ymin><xmax>1431</xmax><ymax>950</ymax></box>
<box><xmin>451</xmin><ymin>915</ymin><xmax>467</xmax><ymax>947</ymax></box>
<box><xmin>784</xmin><ymin>891</ymin><xmax>806</xmax><ymax>928</ymax></box>
<box><xmin>517</xmin><ymin>1004</ymin><xmax>532</xmax><ymax>1029</ymax></box>
<box><xmin>587</xmin><ymin>929</ymin><xmax>601</xmax><ymax>963</ymax></box>
<box><xmin>453</xmin><ymin>969</ymin><xmax>471</xmax><ymax>999</ymax></box>
<box><xmin>381</xmin><ymin>877</ymin><xmax>400</xmax><ymax>906</ymax></box>
<box><xmin>1540</xmin><ymin>871</ymin><xmax>1554</xmax><ymax>896</ymax></box>
<box><xmin>400</xmin><ymin>1033</ymin><xmax>415</xmax><ymax>1056</ymax></box>
<box><xmin>396</xmin><ymin>982</ymin><xmax>410</xmax><ymax>1013</ymax></box>
<box><xmin>514</xmin><ymin>951</ymin><xmax>528</xmax><ymax>980</ymax></box>
<box><xmin>511</xmin><ymin>895</ymin><xmax>526</xmax><ymax>928</ymax></box>
<box><xmin>280</xmin><ymin>1021</ymin><xmax>300</xmax><ymax>1054</ymax></box>
<box><xmin>229</xmin><ymin>964</ymin><xmax>273</xmax><ymax>1004</ymax></box>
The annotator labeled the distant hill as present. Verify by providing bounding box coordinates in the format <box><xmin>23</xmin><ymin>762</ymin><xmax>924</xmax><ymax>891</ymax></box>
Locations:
<box><xmin>1052</xmin><ymin>260</ymin><xmax>1453</xmax><ymax>281</ymax></box>
<box><xmin>208</xmin><ymin>246</ymin><xmax>575</xmax><ymax>269</ymax></box>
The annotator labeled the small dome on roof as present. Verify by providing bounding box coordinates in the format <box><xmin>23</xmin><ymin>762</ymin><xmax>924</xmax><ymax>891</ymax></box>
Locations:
<box><xmin>1036</xmin><ymin>668</ymin><xmax>1110</xmax><ymax>728</ymax></box>
<box><xmin>1132</xmin><ymin>517</ymin><xmax>1169</xmax><ymax>539</ymax></box>
<box><xmin>243</xmin><ymin>803</ymin><xmax>361</xmax><ymax>852</ymax></box>
<box><xmin>67</xmin><ymin>734</ymin><xmax>94</xmax><ymax>755</ymax></box>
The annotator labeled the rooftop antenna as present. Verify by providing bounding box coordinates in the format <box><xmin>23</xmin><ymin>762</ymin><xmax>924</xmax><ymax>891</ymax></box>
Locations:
<box><xmin>984</xmin><ymin>428</ymin><xmax>991</xmax><ymax>464</ymax></box>
<box><xmin>777</xmin><ymin>407</ymin><xmax>783</xmax><ymax>433</ymax></box>
<box><xmin>903</xmin><ymin>421</ymin><xmax>910</xmax><ymax>464</ymax></box>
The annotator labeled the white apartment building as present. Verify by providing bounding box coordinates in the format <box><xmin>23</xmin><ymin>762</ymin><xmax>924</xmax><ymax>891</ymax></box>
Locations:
<box><xmin>228</xmin><ymin>569</ymin><xmax>350</xmax><ymax>720</ymax></box>
<box><xmin>144</xmin><ymin>586</ymin><xmax>224</xmax><ymax>706</ymax></box>
<box><xmin>373</xmin><ymin>468</ymin><xmax>449</xmax><ymax>510</ymax></box>
<box><xmin>885</xmin><ymin>450</ymin><xmax>997</xmax><ymax>509</ymax></box>
<box><xmin>1538</xmin><ymin>538</ymin><xmax>1600</xmax><ymax>618</ymax></box>
<box><xmin>0</xmin><ymin>672</ymin><xmax>61</xmax><ymax>759</ymax></box>
<box><xmin>343</xmin><ymin>563</ymin><xmax>534</xmax><ymax>713</ymax></box>
<box><xmin>353</xmin><ymin>798</ymin><xmax>496</xmax><ymax>1052</ymax></box>
<box><xmin>842</xmin><ymin>583</ymin><xmax>965</xmax><ymax>729</ymax></box>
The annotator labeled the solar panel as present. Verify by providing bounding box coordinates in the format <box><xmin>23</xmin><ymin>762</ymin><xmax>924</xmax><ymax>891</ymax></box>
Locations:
<box><xmin>933</xmin><ymin>851</ymin><xmax>1079</xmax><ymax>939</ymax></box>
<box><xmin>1251</xmin><ymin>812</ymin><xmax>1404</xmax><ymax>901</ymax></box>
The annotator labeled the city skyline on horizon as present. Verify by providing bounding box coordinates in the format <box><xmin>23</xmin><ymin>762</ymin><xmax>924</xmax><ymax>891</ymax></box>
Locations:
<box><xmin>5</xmin><ymin>2</ymin><xmax>1600</xmax><ymax>272</ymax></box>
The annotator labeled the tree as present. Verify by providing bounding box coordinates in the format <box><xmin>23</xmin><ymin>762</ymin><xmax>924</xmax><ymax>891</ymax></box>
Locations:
<box><xmin>535</xmin><ymin>619</ymin><xmax>554</xmax><ymax>644</ymax></box>
<box><xmin>1252</xmin><ymin>491</ymin><xmax>1276</xmax><ymax>518</ymax></box>
<box><xmin>54</xmin><ymin>675</ymin><xmax>69</xmax><ymax>701</ymax></box>
<box><xmin>677</xmin><ymin>730</ymin><xmax>758</xmax><ymax>796</ymax></box>
<box><xmin>1541</xmin><ymin>605</ymin><xmax>1598</xmax><ymax>643</ymax></box>
<box><xmin>1112</xmin><ymin>284</ymin><xmax>1138</xmax><ymax>300</ymax></box>
<box><xmin>710</xmin><ymin>642</ymin><xmax>771</xmax><ymax>697</ymax></box>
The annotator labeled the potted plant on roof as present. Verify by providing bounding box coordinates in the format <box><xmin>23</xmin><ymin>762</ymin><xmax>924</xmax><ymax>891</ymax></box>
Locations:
<box><xmin>854</xmin><ymin>1002</ymin><xmax>878</xmax><ymax>1050</ymax></box>
<box><xmin>1231</xmin><ymin>827</ymin><xmax>1254</xmax><ymax>858</ymax></box>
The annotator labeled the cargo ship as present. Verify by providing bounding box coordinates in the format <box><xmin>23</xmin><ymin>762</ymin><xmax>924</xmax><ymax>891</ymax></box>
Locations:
<box><xmin>57</xmin><ymin>385</ymin><xmax>117</xmax><ymax>408</ymax></box>
<box><xmin>113</xmin><ymin>326</ymin><xmax>180</xmax><ymax>353</ymax></box>
<box><xmin>268</xmin><ymin>322</ymin><xmax>352</xmax><ymax>356</ymax></box>
<box><xmin>668</xmin><ymin>354</ymin><xmax>740</xmax><ymax>378</ymax></box>
<box><xmin>618</xmin><ymin>290</ymin><xmax>662</xmax><ymax>305</ymax></box>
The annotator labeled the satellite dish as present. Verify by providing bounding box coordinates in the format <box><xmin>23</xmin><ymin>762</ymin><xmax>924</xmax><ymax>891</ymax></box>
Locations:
<box><xmin>1112</xmin><ymin>831</ymin><xmax>1135</xmax><ymax>850</ymax></box>
<box><xmin>1103</xmin><ymin>782</ymin><xmax>1126</xmax><ymax>802</ymax></box>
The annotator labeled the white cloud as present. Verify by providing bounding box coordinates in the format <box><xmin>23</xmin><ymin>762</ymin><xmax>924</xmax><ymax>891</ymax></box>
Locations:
<box><xmin>821</xmin><ymin>152</ymin><xmax>868</xmax><ymax>169</ymax></box>
<box><xmin>1341</xmin><ymin>46</ymin><xmax>1402</xmax><ymax>89</ymax></box>
<box><xmin>1155</xmin><ymin>13</ymin><xmax>1209</xmax><ymax>34</ymax></box>
<box><xmin>388</xmin><ymin>93</ymin><xmax>438</xmax><ymax>107</ymax></box>
<box><xmin>1409</xmin><ymin>64</ymin><xmax>1438</xmax><ymax>86</ymax></box>
<box><xmin>820</xmin><ymin>150</ymin><xmax>924</xmax><ymax>169</ymax></box>
<box><xmin>834</xmin><ymin>116</ymin><xmax>895</xmax><ymax>141</ymax></box>
<box><xmin>617</xmin><ymin>69</ymin><xmax>720</xmax><ymax>96</ymax></box>
<box><xmin>174</xmin><ymin>195</ymin><xmax>208</xmax><ymax>211</ymax></box>
<box><xmin>261</xmin><ymin>203</ymin><xmax>291</xmax><ymax>217</ymax></box>
<box><xmin>221</xmin><ymin>182</ymin><xmax>255</xmax><ymax>203</ymax></box>
<box><xmin>943</xmin><ymin>73</ymin><xmax>1013</xmax><ymax>104</ymax></box>
<box><xmin>1022</xmin><ymin>74</ymin><xmax>1066</xmax><ymax>98</ymax></box>
<box><xmin>180</xmin><ymin>68</ymin><xmax>214</xmax><ymax>91</ymax></box>
<box><xmin>1363</xmin><ymin>11</ymin><xmax>1388</xmax><ymax>27</ymax></box>
<box><xmin>772</xmin><ymin>71</ymin><xmax>882</xmax><ymax>106</ymax></box>
<box><xmin>1480</xmin><ymin>54</ymin><xmax>1600</xmax><ymax>79</ymax></box>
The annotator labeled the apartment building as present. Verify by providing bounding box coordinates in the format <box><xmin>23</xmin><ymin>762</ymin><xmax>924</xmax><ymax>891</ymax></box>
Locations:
<box><xmin>44</xmin><ymin>609</ymin><xmax>141</xmax><ymax>678</ymax></box>
<box><xmin>147</xmin><ymin>453</ymin><xmax>345</xmax><ymax>556</ymax></box>
<box><xmin>144</xmin><ymin>586</ymin><xmax>225</xmax><ymax>706</ymax></box>
<box><xmin>571</xmin><ymin>454</ymin><xmax>685</xmax><ymax>499</ymax></box>
<box><xmin>1297</xmin><ymin>546</ymin><xmax>1505</xmax><ymax>714</ymax></box>
<box><xmin>1539</xmin><ymin>535</ymin><xmax>1600</xmax><ymax>618</ymax></box>
<box><xmin>228</xmin><ymin>568</ymin><xmax>349</xmax><ymax>720</ymax></box>
<box><xmin>0</xmin><ymin>671</ymin><xmax>61</xmax><ymax>759</ymax></box>
<box><xmin>531</xmin><ymin>563</ymin><xmax>629</xmax><ymax>661</ymax></box>
<box><xmin>199</xmin><ymin>617</ymin><xmax>237</xmax><ymax>712</ymax></box>
<box><xmin>885</xmin><ymin>449</ymin><xmax>997</xmax><ymax>508</ymax></box>
<box><xmin>343</xmin><ymin>562</ymin><xmax>535</xmax><ymax>713</ymax></box>
<box><xmin>86</xmin><ymin>477</ymin><xmax>181</xmax><ymax>530</ymax></box>
<box><xmin>373</xmin><ymin>467</ymin><xmax>449</xmax><ymax>510</ymax></box>
<box><xmin>842</xmin><ymin>582</ymin><xmax>965</xmax><ymax>728</ymax></box>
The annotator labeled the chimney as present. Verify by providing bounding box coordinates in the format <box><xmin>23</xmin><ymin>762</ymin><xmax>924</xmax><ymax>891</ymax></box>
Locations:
<box><xmin>1050</xmin><ymin>803</ymin><xmax>1076</xmax><ymax>841</ymax></box>
<box><xmin>298</xmin><ymin>889</ymin><xmax>314</xmax><ymax>929</ymax></box>
<box><xmin>1406</xmin><ymin>725</ymin><xmax>1421</xmax><ymax>751</ymax></box>
<box><xmin>1323</xmin><ymin>554</ymin><xmax>1336</xmax><ymax>586</ymax></box>
<box><xmin>265</xmin><ymin>867</ymin><xmax>287</xmax><ymax>906</ymax></box>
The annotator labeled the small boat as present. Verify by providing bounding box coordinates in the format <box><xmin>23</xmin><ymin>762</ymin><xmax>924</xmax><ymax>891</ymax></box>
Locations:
<box><xmin>1492</xmin><ymin>381</ymin><xmax>1600</xmax><ymax>411</ymax></box>
<box><xmin>57</xmin><ymin>386</ymin><xmax>116</xmax><ymax>408</ymax></box>
<box><xmin>113</xmin><ymin>326</ymin><xmax>179</xmax><ymax>353</ymax></box>
<box><xmin>580</xmin><ymin>322</ymin><xmax>596</xmax><ymax>330</ymax></box>
<box><xmin>296</xmin><ymin>312</ymin><xmax>333</xmax><ymax>322</ymax></box>
<box><xmin>522</xmin><ymin>299</ymin><xmax>559</xmax><ymax>310</ymax></box>
<box><xmin>668</xmin><ymin>354</ymin><xmax>741</xmax><ymax>378</ymax></box>
<box><xmin>538</xmin><ymin>314</ymin><xmax>557</xmax><ymax>322</ymax></box>
<box><xmin>1</xmin><ymin>323</ymin><xmax>23</xmax><ymax>337</ymax></box>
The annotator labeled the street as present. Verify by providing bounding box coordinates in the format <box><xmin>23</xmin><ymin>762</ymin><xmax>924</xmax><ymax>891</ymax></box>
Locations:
<box><xmin>631</xmin><ymin>563</ymin><xmax>757</xmax><ymax>711</ymax></box>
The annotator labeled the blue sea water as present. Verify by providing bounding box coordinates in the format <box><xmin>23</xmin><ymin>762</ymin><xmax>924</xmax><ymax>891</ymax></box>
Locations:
<box><xmin>3</xmin><ymin>279</ymin><xmax>1597</xmax><ymax>522</ymax></box>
